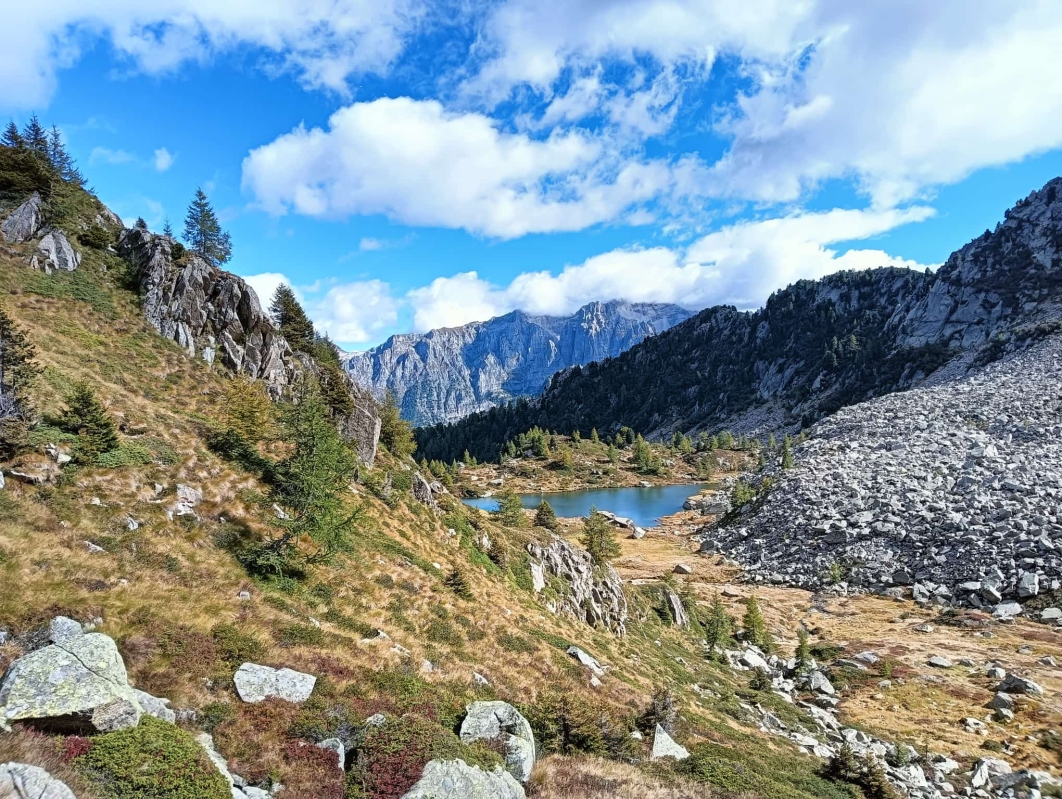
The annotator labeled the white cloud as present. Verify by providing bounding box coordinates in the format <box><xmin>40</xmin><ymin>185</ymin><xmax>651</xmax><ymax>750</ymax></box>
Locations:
<box><xmin>359</xmin><ymin>237</ymin><xmax>384</xmax><ymax>252</ymax></box>
<box><xmin>89</xmin><ymin>146</ymin><xmax>136</xmax><ymax>165</ymax></box>
<box><xmin>312</xmin><ymin>280</ymin><xmax>400</xmax><ymax>343</ymax></box>
<box><xmin>0</xmin><ymin>0</ymin><xmax>429</xmax><ymax>109</ymax></box>
<box><xmin>404</xmin><ymin>205</ymin><xmax>936</xmax><ymax>329</ymax></box>
<box><xmin>154</xmin><ymin>147</ymin><xmax>175</xmax><ymax>171</ymax></box>
<box><xmin>242</xmin><ymin>271</ymin><xmax>295</xmax><ymax>308</ymax></box>
<box><xmin>242</xmin><ymin>97</ymin><xmax>671</xmax><ymax>238</ymax></box>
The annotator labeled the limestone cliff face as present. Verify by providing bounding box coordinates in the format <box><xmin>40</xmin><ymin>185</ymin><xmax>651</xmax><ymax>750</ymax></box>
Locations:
<box><xmin>117</xmin><ymin>227</ymin><xmax>295</xmax><ymax>394</ymax></box>
<box><xmin>344</xmin><ymin>301</ymin><xmax>692</xmax><ymax>427</ymax></box>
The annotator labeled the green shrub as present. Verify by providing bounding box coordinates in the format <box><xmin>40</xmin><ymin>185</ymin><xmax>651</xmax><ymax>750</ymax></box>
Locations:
<box><xmin>347</xmin><ymin>715</ymin><xmax>502</xmax><ymax>799</ymax></box>
<box><xmin>199</xmin><ymin>701</ymin><xmax>235</xmax><ymax>733</ymax></box>
<box><xmin>74</xmin><ymin>716</ymin><xmax>230</xmax><ymax>799</ymax></box>
<box><xmin>277</xmin><ymin>623</ymin><xmax>325</xmax><ymax>647</ymax></box>
<box><xmin>497</xmin><ymin>631</ymin><xmax>536</xmax><ymax>653</ymax></box>
<box><xmin>79</xmin><ymin>224</ymin><xmax>114</xmax><ymax>249</ymax></box>
<box><xmin>211</xmin><ymin>622</ymin><xmax>266</xmax><ymax>666</ymax></box>
<box><xmin>96</xmin><ymin>443</ymin><xmax>153</xmax><ymax>468</ymax></box>
<box><xmin>424</xmin><ymin>619</ymin><xmax>463</xmax><ymax>647</ymax></box>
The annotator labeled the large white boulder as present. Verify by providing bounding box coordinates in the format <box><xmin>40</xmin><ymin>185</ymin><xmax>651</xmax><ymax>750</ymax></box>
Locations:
<box><xmin>401</xmin><ymin>759</ymin><xmax>525</xmax><ymax>799</ymax></box>
<box><xmin>233</xmin><ymin>663</ymin><xmax>316</xmax><ymax>704</ymax></box>
<box><xmin>0</xmin><ymin>633</ymin><xmax>141</xmax><ymax>733</ymax></box>
<box><xmin>459</xmin><ymin>701</ymin><xmax>535</xmax><ymax>783</ymax></box>
<box><xmin>0</xmin><ymin>762</ymin><xmax>77</xmax><ymax>799</ymax></box>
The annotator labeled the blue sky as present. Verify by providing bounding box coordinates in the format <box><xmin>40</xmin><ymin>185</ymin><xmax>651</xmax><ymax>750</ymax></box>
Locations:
<box><xmin>3</xmin><ymin>1</ymin><xmax>1062</xmax><ymax>350</ymax></box>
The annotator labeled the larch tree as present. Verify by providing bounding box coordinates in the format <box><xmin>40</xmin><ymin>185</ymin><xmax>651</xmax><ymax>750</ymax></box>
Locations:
<box><xmin>581</xmin><ymin>508</ymin><xmax>620</xmax><ymax>566</ymax></box>
<box><xmin>183</xmin><ymin>187</ymin><xmax>232</xmax><ymax>266</ymax></box>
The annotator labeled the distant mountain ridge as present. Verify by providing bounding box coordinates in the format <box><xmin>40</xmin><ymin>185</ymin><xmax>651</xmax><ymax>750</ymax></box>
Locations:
<box><xmin>343</xmin><ymin>300</ymin><xmax>693</xmax><ymax>426</ymax></box>
<box><xmin>417</xmin><ymin>176</ymin><xmax>1062</xmax><ymax>463</ymax></box>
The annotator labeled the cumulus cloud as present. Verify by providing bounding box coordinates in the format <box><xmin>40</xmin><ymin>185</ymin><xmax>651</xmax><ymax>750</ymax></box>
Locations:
<box><xmin>312</xmin><ymin>280</ymin><xmax>400</xmax><ymax>344</ymax></box>
<box><xmin>242</xmin><ymin>97</ymin><xmax>671</xmax><ymax>238</ymax></box>
<box><xmin>404</xmin><ymin>205</ymin><xmax>936</xmax><ymax>330</ymax></box>
<box><xmin>0</xmin><ymin>0</ymin><xmax>428</xmax><ymax>108</ymax></box>
<box><xmin>242</xmin><ymin>271</ymin><xmax>295</xmax><ymax>308</ymax></box>
<box><xmin>89</xmin><ymin>147</ymin><xmax>137</xmax><ymax>165</ymax></box>
<box><xmin>154</xmin><ymin>147</ymin><xmax>175</xmax><ymax>171</ymax></box>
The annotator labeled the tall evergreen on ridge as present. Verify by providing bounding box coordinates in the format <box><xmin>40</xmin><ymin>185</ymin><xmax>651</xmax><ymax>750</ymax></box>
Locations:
<box><xmin>21</xmin><ymin>115</ymin><xmax>48</xmax><ymax>156</ymax></box>
<box><xmin>183</xmin><ymin>187</ymin><xmax>232</xmax><ymax>266</ymax></box>
<box><xmin>46</xmin><ymin>125</ymin><xmax>84</xmax><ymax>187</ymax></box>
<box><xmin>269</xmin><ymin>285</ymin><xmax>315</xmax><ymax>351</ymax></box>
<box><xmin>2</xmin><ymin>121</ymin><xmax>23</xmax><ymax>149</ymax></box>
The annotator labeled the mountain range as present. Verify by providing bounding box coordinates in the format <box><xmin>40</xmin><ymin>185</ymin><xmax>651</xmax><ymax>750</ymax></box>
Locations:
<box><xmin>343</xmin><ymin>301</ymin><xmax>692</xmax><ymax>427</ymax></box>
<box><xmin>417</xmin><ymin>177</ymin><xmax>1062</xmax><ymax>463</ymax></box>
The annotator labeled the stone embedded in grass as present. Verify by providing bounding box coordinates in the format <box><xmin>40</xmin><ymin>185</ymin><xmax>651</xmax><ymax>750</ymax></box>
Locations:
<box><xmin>233</xmin><ymin>663</ymin><xmax>316</xmax><ymax>704</ymax></box>
<box><xmin>927</xmin><ymin>655</ymin><xmax>953</xmax><ymax>668</ymax></box>
<box><xmin>566</xmin><ymin>646</ymin><xmax>605</xmax><ymax>677</ymax></box>
<box><xmin>996</xmin><ymin>673</ymin><xmax>1044</xmax><ymax>696</ymax></box>
<box><xmin>0</xmin><ymin>632</ymin><xmax>142</xmax><ymax>733</ymax></box>
<box><xmin>133</xmin><ymin>689</ymin><xmax>177</xmax><ymax>723</ymax></box>
<box><xmin>650</xmin><ymin>724</ymin><xmax>689</xmax><ymax>761</ymax></box>
<box><xmin>0</xmin><ymin>762</ymin><xmax>76</xmax><ymax>799</ymax></box>
<box><xmin>459</xmin><ymin>701</ymin><xmax>536</xmax><ymax>783</ymax></box>
<box><xmin>401</xmin><ymin>759</ymin><xmax>525</xmax><ymax>799</ymax></box>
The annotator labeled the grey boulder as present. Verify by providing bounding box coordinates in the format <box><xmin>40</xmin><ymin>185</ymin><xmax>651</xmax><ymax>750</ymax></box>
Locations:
<box><xmin>37</xmin><ymin>230</ymin><xmax>80</xmax><ymax>272</ymax></box>
<box><xmin>651</xmin><ymin>724</ymin><xmax>689</xmax><ymax>760</ymax></box>
<box><xmin>0</xmin><ymin>762</ymin><xmax>77</xmax><ymax>799</ymax></box>
<box><xmin>459</xmin><ymin>701</ymin><xmax>535</xmax><ymax>783</ymax></box>
<box><xmin>233</xmin><ymin>663</ymin><xmax>316</xmax><ymax>704</ymax></box>
<box><xmin>1</xmin><ymin>193</ymin><xmax>43</xmax><ymax>243</ymax></box>
<box><xmin>133</xmin><ymin>689</ymin><xmax>177</xmax><ymax>723</ymax></box>
<box><xmin>400</xmin><ymin>759</ymin><xmax>525</xmax><ymax>799</ymax></box>
<box><xmin>0</xmin><ymin>633</ymin><xmax>142</xmax><ymax>732</ymax></box>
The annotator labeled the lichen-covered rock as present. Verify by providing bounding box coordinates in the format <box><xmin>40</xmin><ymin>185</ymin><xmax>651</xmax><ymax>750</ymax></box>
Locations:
<box><xmin>527</xmin><ymin>536</ymin><xmax>627</xmax><ymax>635</ymax></box>
<box><xmin>0</xmin><ymin>632</ymin><xmax>141</xmax><ymax>732</ymax></box>
<box><xmin>459</xmin><ymin>701</ymin><xmax>535</xmax><ymax>782</ymax></box>
<box><xmin>116</xmin><ymin>226</ymin><xmax>294</xmax><ymax>393</ymax></box>
<box><xmin>37</xmin><ymin>229</ymin><xmax>80</xmax><ymax>272</ymax></box>
<box><xmin>134</xmin><ymin>688</ymin><xmax>177</xmax><ymax>723</ymax></box>
<box><xmin>411</xmin><ymin>471</ymin><xmax>438</xmax><ymax>511</ymax></box>
<box><xmin>0</xmin><ymin>762</ymin><xmax>77</xmax><ymax>799</ymax></box>
<box><xmin>1</xmin><ymin>192</ymin><xmax>43</xmax><ymax>243</ymax></box>
<box><xmin>400</xmin><ymin>759</ymin><xmax>525</xmax><ymax>799</ymax></box>
<box><xmin>335</xmin><ymin>379</ymin><xmax>382</xmax><ymax>467</ymax></box>
<box><xmin>651</xmin><ymin>724</ymin><xmax>689</xmax><ymax>761</ymax></box>
<box><xmin>233</xmin><ymin>663</ymin><xmax>316</xmax><ymax>704</ymax></box>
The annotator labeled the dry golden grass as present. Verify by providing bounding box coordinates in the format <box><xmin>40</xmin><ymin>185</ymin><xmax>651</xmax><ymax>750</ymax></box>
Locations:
<box><xmin>528</xmin><ymin>755</ymin><xmax>718</xmax><ymax>799</ymax></box>
<box><xmin>0</xmin><ymin>731</ymin><xmax>101</xmax><ymax>798</ymax></box>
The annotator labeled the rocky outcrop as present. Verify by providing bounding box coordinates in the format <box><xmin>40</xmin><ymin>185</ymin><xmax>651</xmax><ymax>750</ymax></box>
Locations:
<box><xmin>0</xmin><ymin>631</ymin><xmax>142</xmax><ymax>733</ymax></box>
<box><xmin>459</xmin><ymin>701</ymin><xmax>535</xmax><ymax>783</ymax></box>
<box><xmin>233</xmin><ymin>663</ymin><xmax>316</xmax><ymax>704</ymax></box>
<box><xmin>701</xmin><ymin>332</ymin><xmax>1062</xmax><ymax>612</ymax></box>
<box><xmin>117</xmin><ymin>227</ymin><xmax>295</xmax><ymax>393</ymax></box>
<box><xmin>36</xmin><ymin>229</ymin><xmax>80</xmax><ymax>272</ymax></box>
<box><xmin>401</xmin><ymin>759</ymin><xmax>525</xmax><ymax>799</ymax></box>
<box><xmin>336</xmin><ymin>379</ymin><xmax>382</xmax><ymax>468</ymax></box>
<box><xmin>0</xmin><ymin>763</ymin><xmax>77</xmax><ymax>799</ymax></box>
<box><xmin>347</xmin><ymin>301</ymin><xmax>692</xmax><ymax>427</ymax></box>
<box><xmin>1</xmin><ymin>192</ymin><xmax>43</xmax><ymax>243</ymax></box>
<box><xmin>527</xmin><ymin>536</ymin><xmax>628</xmax><ymax>635</ymax></box>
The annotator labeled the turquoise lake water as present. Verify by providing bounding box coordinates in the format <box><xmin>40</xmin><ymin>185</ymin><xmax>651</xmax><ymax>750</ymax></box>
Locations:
<box><xmin>462</xmin><ymin>483</ymin><xmax>702</xmax><ymax>528</ymax></box>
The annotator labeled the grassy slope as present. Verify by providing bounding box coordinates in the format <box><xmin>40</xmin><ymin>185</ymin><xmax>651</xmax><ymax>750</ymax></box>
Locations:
<box><xmin>0</xmin><ymin>215</ymin><xmax>1057</xmax><ymax>796</ymax></box>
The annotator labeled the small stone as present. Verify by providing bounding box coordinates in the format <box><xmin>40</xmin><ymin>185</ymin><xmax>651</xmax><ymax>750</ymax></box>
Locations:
<box><xmin>673</xmin><ymin>563</ymin><xmax>693</xmax><ymax>575</ymax></box>
<box><xmin>651</xmin><ymin>724</ymin><xmax>689</xmax><ymax>760</ymax></box>
<box><xmin>233</xmin><ymin>663</ymin><xmax>316</xmax><ymax>704</ymax></box>
<box><xmin>927</xmin><ymin>655</ymin><xmax>953</xmax><ymax>669</ymax></box>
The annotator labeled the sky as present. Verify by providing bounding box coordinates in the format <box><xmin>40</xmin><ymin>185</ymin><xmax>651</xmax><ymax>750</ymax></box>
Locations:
<box><xmin>4</xmin><ymin>1</ymin><xmax>1062</xmax><ymax>351</ymax></box>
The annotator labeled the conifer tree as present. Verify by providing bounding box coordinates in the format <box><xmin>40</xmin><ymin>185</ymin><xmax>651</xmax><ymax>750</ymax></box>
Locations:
<box><xmin>223</xmin><ymin>374</ymin><xmax>274</xmax><ymax>443</ymax></box>
<box><xmin>379</xmin><ymin>391</ymin><xmax>416</xmax><ymax>458</ymax></box>
<box><xmin>741</xmin><ymin>594</ymin><xmax>774</xmax><ymax>652</ymax></box>
<box><xmin>58</xmin><ymin>382</ymin><xmax>119</xmax><ymax>462</ymax></box>
<box><xmin>495</xmin><ymin>489</ymin><xmax>526</xmax><ymax>528</ymax></box>
<box><xmin>183</xmin><ymin>187</ymin><xmax>232</xmax><ymax>266</ymax></box>
<box><xmin>571</xmin><ymin>429</ymin><xmax>581</xmax><ymax>443</ymax></box>
<box><xmin>581</xmin><ymin>508</ymin><xmax>620</xmax><ymax>565</ymax></box>
<box><xmin>704</xmin><ymin>592</ymin><xmax>733</xmax><ymax>656</ymax></box>
<box><xmin>590</xmin><ymin>428</ymin><xmax>599</xmax><ymax>444</ymax></box>
<box><xmin>269</xmin><ymin>285</ymin><xmax>315</xmax><ymax>351</ymax></box>
<box><xmin>0</xmin><ymin>301</ymin><xmax>39</xmax><ymax>395</ymax></box>
<box><xmin>258</xmin><ymin>379</ymin><xmax>360</xmax><ymax>573</ymax></box>
<box><xmin>162</xmin><ymin>219</ymin><xmax>174</xmax><ymax>238</ymax></box>
<box><xmin>21</xmin><ymin>115</ymin><xmax>48</xmax><ymax>156</ymax></box>
<box><xmin>534</xmin><ymin>500</ymin><xmax>559</xmax><ymax>531</ymax></box>
<box><xmin>606</xmin><ymin>443</ymin><xmax>618</xmax><ymax>464</ymax></box>
<box><xmin>2</xmin><ymin>121</ymin><xmax>23</xmax><ymax>149</ymax></box>
<box><xmin>781</xmin><ymin>434</ymin><xmax>794</xmax><ymax>469</ymax></box>
<box><xmin>794</xmin><ymin>627</ymin><xmax>813</xmax><ymax>675</ymax></box>
<box><xmin>445</xmin><ymin>564</ymin><xmax>473</xmax><ymax>599</ymax></box>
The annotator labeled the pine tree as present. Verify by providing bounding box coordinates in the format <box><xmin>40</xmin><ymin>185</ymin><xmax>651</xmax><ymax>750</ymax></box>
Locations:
<box><xmin>269</xmin><ymin>285</ymin><xmax>315</xmax><ymax>351</ymax></box>
<box><xmin>2</xmin><ymin>121</ymin><xmax>23</xmax><ymax>149</ymax></box>
<box><xmin>162</xmin><ymin>219</ymin><xmax>174</xmax><ymax>238</ymax></box>
<box><xmin>379</xmin><ymin>391</ymin><xmax>416</xmax><ymax>459</ymax></box>
<box><xmin>589</xmin><ymin>428</ymin><xmax>599</xmax><ymax>444</ymax></box>
<box><xmin>534</xmin><ymin>500</ymin><xmax>559</xmax><ymax>531</ymax></box>
<box><xmin>223</xmin><ymin>374</ymin><xmax>274</xmax><ymax>443</ymax></box>
<box><xmin>781</xmin><ymin>434</ymin><xmax>794</xmax><ymax>469</ymax></box>
<box><xmin>704</xmin><ymin>592</ymin><xmax>733</xmax><ymax>656</ymax></box>
<box><xmin>0</xmin><ymin>301</ymin><xmax>39</xmax><ymax>394</ymax></box>
<box><xmin>58</xmin><ymin>382</ymin><xmax>119</xmax><ymax>462</ymax></box>
<box><xmin>21</xmin><ymin>115</ymin><xmax>48</xmax><ymax>156</ymax></box>
<box><xmin>445</xmin><ymin>565</ymin><xmax>473</xmax><ymax>600</ymax></box>
<box><xmin>606</xmin><ymin>443</ymin><xmax>618</xmax><ymax>464</ymax></box>
<box><xmin>183</xmin><ymin>187</ymin><xmax>232</xmax><ymax>266</ymax></box>
<box><xmin>258</xmin><ymin>379</ymin><xmax>361</xmax><ymax>573</ymax></box>
<box><xmin>494</xmin><ymin>489</ymin><xmax>526</xmax><ymax>528</ymax></box>
<box><xmin>571</xmin><ymin>429</ymin><xmax>581</xmax><ymax>443</ymax></box>
<box><xmin>742</xmin><ymin>594</ymin><xmax>774</xmax><ymax>652</ymax></box>
<box><xmin>581</xmin><ymin>508</ymin><xmax>620</xmax><ymax>565</ymax></box>
<box><xmin>47</xmin><ymin>126</ymin><xmax>70</xmax><ymax>174</ymax></box>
